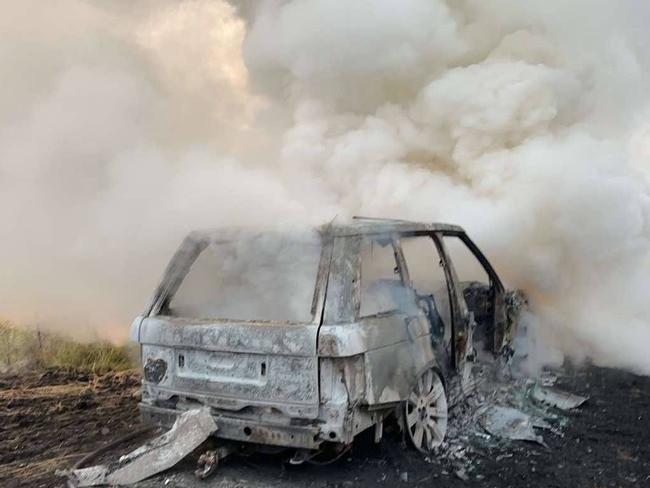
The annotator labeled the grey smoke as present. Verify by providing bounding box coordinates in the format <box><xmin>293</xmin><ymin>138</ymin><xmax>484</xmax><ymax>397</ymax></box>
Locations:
<box><xmin>1</xmin><ymin>0</ymin><xmax>650</xmax><ymax>374</ymax></box>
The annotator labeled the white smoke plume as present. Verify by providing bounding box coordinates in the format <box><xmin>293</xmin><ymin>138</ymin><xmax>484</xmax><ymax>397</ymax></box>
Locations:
<box><xmin>1</xmin><ymin>0</ymin><xmax>650</xmax><ymax>373</ymax></box>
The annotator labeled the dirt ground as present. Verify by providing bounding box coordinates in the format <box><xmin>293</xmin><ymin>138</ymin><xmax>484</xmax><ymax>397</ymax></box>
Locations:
<box><xmin>1</xmin><ymin>366</ymin><xmax>649</xmax><ymax>488</ymax></box>
<box><xmin>0</xmin><ymin>369</ymin><xmax>141</xmax><ymax>487</ymax></box>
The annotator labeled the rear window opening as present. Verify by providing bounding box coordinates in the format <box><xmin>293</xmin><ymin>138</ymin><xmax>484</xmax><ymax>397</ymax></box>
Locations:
<box><xmin>163</xmin><ymin>231</ymin><xmax>322</xmax><ymax>323</ymax></box>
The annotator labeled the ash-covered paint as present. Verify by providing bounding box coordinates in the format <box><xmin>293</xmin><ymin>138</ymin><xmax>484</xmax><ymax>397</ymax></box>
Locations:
<box><xmin>132</xmin><ymin>218</ymin><xmax>524</xmax><ymax>455</ymax></box>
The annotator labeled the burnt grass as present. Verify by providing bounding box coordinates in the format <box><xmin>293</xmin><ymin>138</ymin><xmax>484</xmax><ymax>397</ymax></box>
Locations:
<box><xmin>1</xmin><ymin>366</ymin><xmax>649</xmax><ymax>488</ymax></box>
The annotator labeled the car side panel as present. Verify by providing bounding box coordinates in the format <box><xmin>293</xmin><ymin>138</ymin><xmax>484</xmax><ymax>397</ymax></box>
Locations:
<box><xmin>363</xmin><ymin>331</ymin><xmax>435</xmax><ymax>404</ymax></box>
<box><xmin>321</xmin><ymin>312</ymin><xmax>434</xmax><ymax>406</ymax></box>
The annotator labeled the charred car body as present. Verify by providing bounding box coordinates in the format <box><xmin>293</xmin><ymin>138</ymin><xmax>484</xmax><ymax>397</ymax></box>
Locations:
<box><xmin>130</xmin><ymin>218</ymin><xmax>522</xmax><ymax>456</ymax></box>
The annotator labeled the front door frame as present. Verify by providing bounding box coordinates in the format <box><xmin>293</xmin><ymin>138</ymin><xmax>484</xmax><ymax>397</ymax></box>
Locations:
<box><xmin>435</xmin><ymin>230</ymin><xmax>507</xmax><ymax>359</ymax></box>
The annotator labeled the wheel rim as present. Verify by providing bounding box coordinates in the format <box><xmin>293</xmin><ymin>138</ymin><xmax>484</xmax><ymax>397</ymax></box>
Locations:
<box><xmin>405</xmin><ymin>369</ymin><xmax>448</xmax><ymax>453</ymax></box>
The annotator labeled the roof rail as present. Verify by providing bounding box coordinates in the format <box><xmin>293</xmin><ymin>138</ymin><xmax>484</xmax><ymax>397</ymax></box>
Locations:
<box><xmin>352</xmin><ymin>216</ymin><xmax>413</xmax><ymax>223</ymax></box>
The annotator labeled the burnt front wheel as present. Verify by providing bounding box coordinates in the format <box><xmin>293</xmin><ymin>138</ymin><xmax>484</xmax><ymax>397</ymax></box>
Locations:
<box><xmin>404</xmin><ymin>369</ymin><xmax>448</xmax><ymax>453</ymax></box>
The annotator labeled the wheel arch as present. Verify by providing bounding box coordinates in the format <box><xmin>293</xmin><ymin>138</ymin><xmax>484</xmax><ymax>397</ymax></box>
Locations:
<box><xmin>413</xmin><ymin>359</ymin><xmax>448</xmax><ymax>393</ymax></box>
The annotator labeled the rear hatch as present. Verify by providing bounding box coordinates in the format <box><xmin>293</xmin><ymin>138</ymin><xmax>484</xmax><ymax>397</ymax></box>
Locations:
<box><xmin>139</xmin><ymin>316</ymin><xmax>320</xmax><ymax>418</ymax></box>
<box><xmin>136</xmin><ymin>228</ymin><xmax>327</xmax><ymax>420</ymax></box>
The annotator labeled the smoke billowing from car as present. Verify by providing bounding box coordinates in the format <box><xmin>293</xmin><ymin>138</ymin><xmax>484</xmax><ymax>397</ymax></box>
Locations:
<box><xmin>1</xmin><ymin>1</ymin><xmax>650</xmax><ymax>373</ymax></box>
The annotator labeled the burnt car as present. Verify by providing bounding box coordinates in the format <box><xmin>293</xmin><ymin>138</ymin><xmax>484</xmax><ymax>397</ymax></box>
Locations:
<box><xmin>130</xmin><ymin>218</ymin><xmax>521</xmax><ymax>458</ymax></box>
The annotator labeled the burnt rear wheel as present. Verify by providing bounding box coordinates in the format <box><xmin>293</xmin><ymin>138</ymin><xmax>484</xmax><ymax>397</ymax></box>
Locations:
<box><xmin>404</xmin><ymin>369</ymin><xmax>448</xmax><ymax>453</ymax></box>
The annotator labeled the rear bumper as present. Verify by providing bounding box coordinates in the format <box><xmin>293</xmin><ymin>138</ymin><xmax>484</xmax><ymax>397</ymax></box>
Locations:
<box><xmin>140</xmin><ymin>403</ymin><xmax>322</xmax><ymax>450</ymax></box>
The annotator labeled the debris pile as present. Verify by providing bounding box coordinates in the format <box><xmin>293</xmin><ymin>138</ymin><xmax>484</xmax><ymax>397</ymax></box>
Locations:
<box><xmin>430</xmin><ymin>363</ymin><xmax>589</xmax><ymax>480</ymax></box>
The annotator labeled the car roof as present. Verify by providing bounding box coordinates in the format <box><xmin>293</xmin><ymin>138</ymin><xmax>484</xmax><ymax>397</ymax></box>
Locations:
<box><xmin>187</xmin><ymin>217</ymin><xmax>464</xmax><ymax>242</ymax></box>
<box><xmin>329</xmin><ymin>217</ymin><xmax>464</xmax><ymax>237</ymax></box>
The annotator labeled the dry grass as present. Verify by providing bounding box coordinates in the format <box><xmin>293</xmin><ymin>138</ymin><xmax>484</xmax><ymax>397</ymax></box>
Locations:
<box><xmin>0</xmin><ymin>320</ymin><xmax>136</xmax><ymax>373</ymax></box>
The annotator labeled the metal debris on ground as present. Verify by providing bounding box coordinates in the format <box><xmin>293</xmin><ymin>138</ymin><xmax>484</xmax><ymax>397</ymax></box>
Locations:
<box><xmin>478</xmin><ymin>405</ymin><xmax>546</xmax><ymax>446</ymax></box>
<box><xmin>539</xmin><ymin>371</ymin><xmax>559</xmax><ymax>387</ymax></box>
<box><xmin>194</xmin><ymin>450</ymin><xmax>217</xmax><ymax>480</ymax></box>
<box><xmin>455</xmin><ymin>468</ymin><xmax>469</xmax><ymax>481</ymax></box>
<box><xmin>531</xmin><ymin>385</ymin><xmax>589</xmax><ymax>410</ymax></box>
<box><xmin>62</xmin><ymin>408</ymin><xmax>218</xmax><ymax>486</ymax></box>
<box><xmin>427</xmin><ymin>361</ymin><xmax>588</xmax><ymax>480</ymax></box>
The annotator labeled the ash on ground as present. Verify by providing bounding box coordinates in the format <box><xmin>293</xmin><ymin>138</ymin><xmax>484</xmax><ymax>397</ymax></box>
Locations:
<box><xmin>428</xmin><ymin>362</ymin><xmax>587</xmax><ymax>482</ymax></box>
